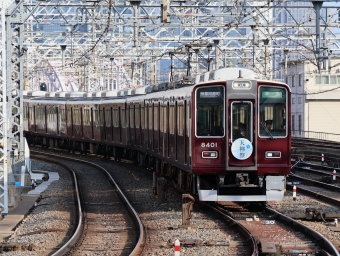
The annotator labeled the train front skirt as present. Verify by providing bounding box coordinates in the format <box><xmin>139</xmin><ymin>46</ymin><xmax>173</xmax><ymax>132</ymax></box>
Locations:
<box><xmin>197</xmin><ymin>175</ymin><xmax>285</xmax><ymax>202</ymax></box>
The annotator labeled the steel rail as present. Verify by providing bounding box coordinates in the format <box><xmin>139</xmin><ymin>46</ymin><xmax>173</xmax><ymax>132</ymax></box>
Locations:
<box><xmin>31</xmin><ymin>151</ymin><xmax>145</xmax><ymax>255</ymax></box>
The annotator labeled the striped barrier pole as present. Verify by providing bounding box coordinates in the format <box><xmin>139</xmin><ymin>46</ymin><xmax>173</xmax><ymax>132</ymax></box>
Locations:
<box><xmin>174</xmin><ymin>239</ymin><xmax>180</xmax><ymax>256</ymax></box>
<box><xmin>293</xmin><ymin>185</ymin><xmax>297</xmax><ymax>201</ymax></box>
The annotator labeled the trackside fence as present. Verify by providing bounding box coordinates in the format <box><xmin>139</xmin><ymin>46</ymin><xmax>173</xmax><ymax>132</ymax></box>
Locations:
<box><xmin>292</xmin><ymin>130</ymin><xmax>340</xmax><ymax>143</ymax></box>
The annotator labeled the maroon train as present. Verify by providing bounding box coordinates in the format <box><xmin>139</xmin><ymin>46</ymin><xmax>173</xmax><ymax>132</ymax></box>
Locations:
<box><xmin>23</xmin><ymin>67</ymin><xmax>291</xmax><ymax>202</ymax></box>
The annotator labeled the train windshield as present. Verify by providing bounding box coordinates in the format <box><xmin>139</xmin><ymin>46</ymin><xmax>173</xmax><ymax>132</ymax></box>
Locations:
<box><xmin>196</xmin><ymin>85</ymin><xmax>225</xmax><ymax>137</ymax></box>
<box><xmin>259</xmin><ymin>86</ymin><xmax>287</xmax><ymax>138</ymax></box>
<box><xmin>231</xmin><ymin>102</ymin><xmax>253</xmax><ymax>142</ymax></box>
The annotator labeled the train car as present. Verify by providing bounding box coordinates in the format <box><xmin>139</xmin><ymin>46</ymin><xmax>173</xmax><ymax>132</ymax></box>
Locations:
<box><xmin>23</xmin><ymin>67</ymin><xmax>291</xmax><ymax>202</ymax></box>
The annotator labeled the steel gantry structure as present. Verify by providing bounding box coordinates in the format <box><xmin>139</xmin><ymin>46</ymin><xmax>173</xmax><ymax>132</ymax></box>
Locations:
<box><xmin>1</xmin><ymin>0</ymin><xmax>340</xmax><ymax>215</ymax></box>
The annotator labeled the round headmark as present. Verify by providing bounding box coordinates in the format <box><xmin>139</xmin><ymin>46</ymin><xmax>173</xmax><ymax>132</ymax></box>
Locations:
<box><xmin>231</xmin><ymin>138</ymin><xmax>253</xmax><ymax>160</ymax></box>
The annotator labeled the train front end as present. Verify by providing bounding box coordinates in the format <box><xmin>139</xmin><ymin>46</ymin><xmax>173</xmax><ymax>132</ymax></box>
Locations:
<box><xmin>192</xmin><ymin>68</ymin><xmax>291</xmax><ymax>202</ymax></box>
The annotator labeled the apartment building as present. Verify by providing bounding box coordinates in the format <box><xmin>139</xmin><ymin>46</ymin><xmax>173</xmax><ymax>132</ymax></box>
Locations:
<box><xmin>284</xmin><ymin>58</ymin><xmax>340</xmax><ymax>139</ymax></box>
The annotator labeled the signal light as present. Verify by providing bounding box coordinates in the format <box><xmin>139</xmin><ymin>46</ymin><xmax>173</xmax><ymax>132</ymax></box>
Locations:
<box><xmin>40</xmin><ymin>83</ymin><xmax>47</xmax><ymax>91</ymax></box>
<box><xmin>201</xmin><ymin>151</ymin><xmax>218</xmax><ymax>158</ymax></box>
<box><xmin>265</xmin><ymin>151</ymin><xmax>281</xmax><ymax>158</ymax></box>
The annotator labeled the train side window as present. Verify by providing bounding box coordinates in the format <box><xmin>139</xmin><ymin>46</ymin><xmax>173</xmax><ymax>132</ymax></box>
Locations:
<box><xmin>163</xmin><ymin>103</ymin><xmax>168</xmax><ymax>133</ymax></box>
<box><xmin>160</xmin><ymin>104</ymin><xmax>164</xmax><ymax>132</ymax></box>
<box><xmin>135</xmin><ymin>106</ymin><xmax>140</xmax><ymax>128</ymax></box>
<box><xmin>141</xmin><ymin>106</ymin><xmax>145</xmax><ymax>129</ymax></box>
<box><xmin>148</xmin><ymin>104</ymin><xmax>153</xmax><ymax>130</ymax></box>
<box><xmin>154</xmin><ymin>103</ymin><xmax>158</xmax><ymax>131</ymax></box>
<box><xmin>259</xmin><ymin>86</ymin><xmax>287</xmax><ymax>138</ymax></box>
<box><xmin>105</xmin><ymin>109</ymin><xmax>111</xmax><ymax>127</ymax></box>
<box><xmin>113</xmin><ymin>109</ymin><xmax>119</xmax><ymax>127</ymax></box>
<box><xmin>67</xmin><ymin>108</ymin><xmax>71</xmax><ymax>124</ymax></box>
<box><xmin>195</xmin><ymin>85</ymin><xmax>225</xmax><ymax>137</ymax></box>
<box><xmin>177</xmin><ymin>103</ymin><xmax>184</xmax><ymax>136</ymax></box>
<box><xmin>121</xmin><ymin>109</ymin><xmax>126</xmax><ymax>128</ymax></box>
<box><xmin>169</xmin><ymin>104</ymin><xmax>175</xmax><ymax>134</ymax></box>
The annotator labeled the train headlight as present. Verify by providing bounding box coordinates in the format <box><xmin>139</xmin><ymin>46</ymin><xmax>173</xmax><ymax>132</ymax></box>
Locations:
<box><xmin>265</xmin><ymin>151</ymin><xmax>281</xmax><ymax>158</ymax></box>
<box><xmin>202</xmin><ymin>151</ymin><xmax>218</xmax><ymax>158</ymax></box>
<box><xmin>232</xmin><ymin>81</ymin><xmax>251</xmax><ymax>89</ymax></box>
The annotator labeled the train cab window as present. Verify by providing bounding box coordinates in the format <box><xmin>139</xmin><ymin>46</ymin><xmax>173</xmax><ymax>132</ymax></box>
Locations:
<box><xmin>195</xmin><ymin>85</ymin><xmax>225</xmax><ymax>137</ymax></box>
<box><xmin>259</xmin><ymin>86</ymin><xmax>287</xmax><ymax>138</ymax></box>
<box><xmin>231</xmin><ymin>102</ymin><xmax>252</xmax><ymax>142</ymax></box>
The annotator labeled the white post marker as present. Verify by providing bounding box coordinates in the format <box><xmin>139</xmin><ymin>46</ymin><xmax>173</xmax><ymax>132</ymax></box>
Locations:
<box><xmin>335</xmin><ymin>219</ymin><xmax>338</xmax><ymax>226</ymax></box>
<box><xmin>333</xmin><ymin>170</ymin><xmax>336</xmax><ymax>181</ymax></box>
<box><xmin>321</xmin><ymin>154</ymin><xmax>324</xmax><ymax>164</ymax></box>
<box><xmin>293</xmin><ymin>185</ymin><xmax>297</xmax><ymax>201</ymax></box>
<box><xmin>174</xmin><ymin>239</ymin><xmax>180</xmax><ymax>256</ymax></box>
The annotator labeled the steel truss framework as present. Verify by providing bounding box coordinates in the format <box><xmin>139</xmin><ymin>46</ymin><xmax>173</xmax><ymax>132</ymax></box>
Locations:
<box><xmin>1</xmin><ymin>0</ymin><xmax>340</xmax><ymax>214</ymax></box>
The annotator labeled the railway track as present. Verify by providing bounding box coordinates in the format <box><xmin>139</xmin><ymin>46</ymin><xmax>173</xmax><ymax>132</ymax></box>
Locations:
<box><xmin>4</xmin><ymin>144</ymin><xmax>340</xmax><ymax>255</ymax></box>
<box><xmin>90</xmin><ymin>153</ymin><xmax>257</xmax><ymax>255</ymax></box>
<box><xmin>32</xmin><ymin>152</ymin><xmax>144</xmax><ymax>255</ymax></box>
<box><xmin>216</xmin><ymin>202</ymin><xmax>339</xmax><ymax>255</ymax></box>
<box><xmin>3</xmin><ymin>147</ymin><xmax>259</xmax><ymax>255</ymax></box>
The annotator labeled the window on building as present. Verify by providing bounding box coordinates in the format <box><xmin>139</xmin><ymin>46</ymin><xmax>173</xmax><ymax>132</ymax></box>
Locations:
<box><xmin>292</xmin><ymin>75</ymin><xmax>295</xmax><ymax>87</ymax></box>
<box><xmin>292</xmin><ymin>98</ymin><xmax>295</xmax><ymax>104</ymax></box>
<box><xmin>108</xmin><ymin>79</ymin><xmax>113</xmax><ymax>90</ymax></box>
<box><xmin>316</xmin><ymin>75</ymin><xmax>330</xmax><ymax>84</ymax></box>
<box><xmin>298</xmin><ymin>97</ymin><xmax>301</xmax><ymax>104</ymax></box>
<box><xmin>292</xmin><ymin>115</ymin><xmax>295</xmax><ymax>130</ymax></box>
<box><xmin>299</xmin><ymin>74</ymin><xmax>302</xmax><ymax>86</ymax></box>
<box><xmin>298</xmin><ymin>115</ymin><xmax>302</xmax><ymax>132</ymax></box>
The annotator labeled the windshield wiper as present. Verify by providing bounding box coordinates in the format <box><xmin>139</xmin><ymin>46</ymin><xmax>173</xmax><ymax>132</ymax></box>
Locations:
<box><xmin>261</xmin><ymin>122</ymin><xmax>274</xmax><ymax>140</ymax></box>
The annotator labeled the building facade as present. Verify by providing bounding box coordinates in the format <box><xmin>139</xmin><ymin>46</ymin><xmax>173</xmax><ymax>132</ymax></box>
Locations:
<box><xmin>284</xmin><ymin>58</ymin><xmax>340</xmax><ymax>141</ymax></box>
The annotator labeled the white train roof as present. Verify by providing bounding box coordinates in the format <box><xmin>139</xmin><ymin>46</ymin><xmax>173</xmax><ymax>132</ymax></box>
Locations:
<box><xmin>24</xmin><ymin>68</ymin><xmax>267</xmax><ymax>102</ymax></box>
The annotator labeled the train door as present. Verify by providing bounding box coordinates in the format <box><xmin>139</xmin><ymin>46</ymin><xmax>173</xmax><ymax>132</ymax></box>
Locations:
<box><xmin>166</xmin><ymin>101</ymin><xmax>170</xmax><ymax>158</ymax></box>
<box><xmin>67</xmin><ymin>106</ymin><xmax>73</xmax><ymax>138</ymax></box>
<box><xmin>185</xmin><ymin>100</ymin><xmax>190</xmax><ymax>165</ymax></box>
<box><xmin>44</xmin><ymin>105</ymin><xmax>47</xmax><ymax>134</ymax></box>
<box><xmin>91</xmin><ymin>108</ymin><xmax>94</xmax><ymax>140</ymax></box>
<box><xmin>153</xmin><ymin>102</ymin><xmax>159</xmax><ymax>154</ymax></box>
<box><xmin>228</xmin><ymin>100</ymin><xmax>255</xmax><ymax>166</ymax></box>
<box><xmin>56</xmin><ymin>106</ymin><xmax>60</xmax><ymax>135</ymax></box>
<box><xmin>135</xmin><ymin>104</ymin><xmax>141</xmax><ymax>148</ymax></box>
<box><xmin>30</xmin><ymin>105</ymin><xmax>36</xmax><ymax>133</ymax></box>
<box><xmin>129</xmin><ymin>104</ymin><xmax>135</xmax><ymax>147</ymax></box>
<box><xmin>159</xmin><ymin>102</ymin><xmax>164</xmax><ymax>156</ymax></box>
<box><xmin>169</xmin><ymin>101</ymin><xmax>176</xmax><ymax>160</ymax></box>
<box><xmin>176</xmin><ymin>100</ymin><xmax>185</xmax><ymax>163</ymax></box>
<box><xmin>147</xmin><ymin>102</ymin><xmax>153</xmax><ymax>151</ymax></box>
<box><xmin>141</xmin><ymin>103</ymin><xmax>146</xmax><ymax>150</ymax></box>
